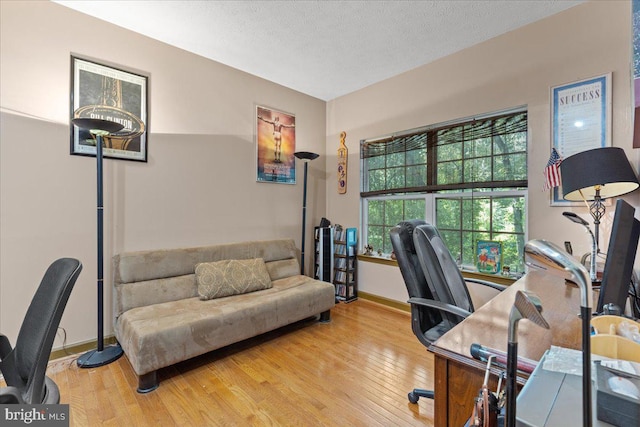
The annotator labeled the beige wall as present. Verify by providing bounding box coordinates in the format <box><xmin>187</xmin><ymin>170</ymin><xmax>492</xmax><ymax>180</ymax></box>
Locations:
<box><xmin>326</xmin><ymin>1</ymin><xmax>640</xmax><ymax>302</ymax></box>
<box><xmin>0</xmin><ymin>1</ymin><xmax>326</xmax><ymax>347</ymax></box>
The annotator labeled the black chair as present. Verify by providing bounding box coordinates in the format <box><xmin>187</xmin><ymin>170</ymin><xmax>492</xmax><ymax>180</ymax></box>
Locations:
<box><xmin>0</xmin><ymin>258</ymin><xmax>82</xmax><ymax>404</ymax></box>
<box><xmin>390</xmin><ymin>221</ymin><xmax>505</xmax><ymax>404</ymax></box>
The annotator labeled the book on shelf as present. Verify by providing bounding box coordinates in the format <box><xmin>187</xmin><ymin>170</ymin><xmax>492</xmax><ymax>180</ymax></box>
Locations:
<box><xmin>346</xmin><ymin>228</ymin><xmax>357</xmax><ymax>246</ymax></box>
<box><xmin>333</xmin><ymin>270</ymin><xmax>354</xmax><ymax>284</ymax></box>
<box><xmin>334</xmin><ymin>258</ymin><xmax>346</xmax><ymax>269</ymax></box>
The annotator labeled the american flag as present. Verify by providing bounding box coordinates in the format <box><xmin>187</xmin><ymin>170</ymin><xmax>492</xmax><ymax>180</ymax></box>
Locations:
<box><xmin>543</xmin><ymin>148</ymin><xmax>562</xmax><ymax>191</ymax></box>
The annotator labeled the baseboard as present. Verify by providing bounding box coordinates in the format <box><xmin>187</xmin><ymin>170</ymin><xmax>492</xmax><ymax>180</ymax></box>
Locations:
<box><xmin>0</xmin><ymin>336</ymin><xmax>119</xmax><ymax>382</ymax></box>
<box><xmin>50</xmin><ymin>335</ymin><xmax>118</xmax><ymax>361</ymax></box>
<box><xmin>357</xmin><ymin>291</ymin><xmax>410</xmax><ymax>313</ymax></box>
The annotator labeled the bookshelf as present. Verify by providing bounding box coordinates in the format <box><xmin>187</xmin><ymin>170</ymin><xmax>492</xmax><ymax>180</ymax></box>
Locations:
<box><xmin>332</xmin><ymin>226</ymin><xmax>357</xmax><ymax>303</ymax></box>
<box><xmin>314</xmin><ymin>226</ymin><xmax>333</xmax><ymax>282</ymax></box>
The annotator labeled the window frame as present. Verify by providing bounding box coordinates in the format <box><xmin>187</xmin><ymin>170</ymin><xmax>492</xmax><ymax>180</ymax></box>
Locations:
<box><xmin>359</xmin><ymin>107</ymin><xmax>528</xmax><ymax>271</ymax></box>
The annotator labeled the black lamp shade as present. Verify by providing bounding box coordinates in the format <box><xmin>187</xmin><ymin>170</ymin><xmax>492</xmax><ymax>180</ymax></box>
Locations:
<box><xmin>560</xmin><ymin>147</ymin><xmax>639</xmax><ymax>201</ymax></box>
<box><xmin>294</xmin><ymin>151</ymin><xmax>319</xmax><ymax>161</ymax></box>
<box><xmin>72</xmin><ymin>118</ymin><xmax>124</xmax><ymax>134</ymax></box>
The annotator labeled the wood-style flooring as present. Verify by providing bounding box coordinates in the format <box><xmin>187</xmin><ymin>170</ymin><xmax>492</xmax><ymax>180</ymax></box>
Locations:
<box><xmin>45</xmin><ymin>299</ymin><xmax>436</xmax><ymax>426</ymax></box>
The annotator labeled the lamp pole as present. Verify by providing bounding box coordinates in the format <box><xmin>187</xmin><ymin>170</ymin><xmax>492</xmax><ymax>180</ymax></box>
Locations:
<box><xmin>294</xmin><ymin>151</ymin><xmax>319</xmax><ymax>275</ymax></box>
<box><xmin>72</xmin><ymin>118</ymin><xmax>125</xmax><ymax>368</ymax></box>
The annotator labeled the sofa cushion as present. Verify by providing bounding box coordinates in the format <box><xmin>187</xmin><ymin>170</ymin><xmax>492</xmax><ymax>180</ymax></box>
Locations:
<box><xmin>115</xmin><ymin>275</ymin><xmax>336</xmax><ymax>376</ymax></box>
<box><xmin>196</xmin><ymin>258</ymin><xmax>272</xmax><ymax>300</ymax></box>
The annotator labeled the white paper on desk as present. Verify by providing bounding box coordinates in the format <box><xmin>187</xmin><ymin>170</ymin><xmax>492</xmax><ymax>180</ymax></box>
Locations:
<box><xmin>599</xmin><ymin>359</ymin><xmax>640</xmax><ymax>377</ymax></box>
<box><xmin>542</xmin><ymin>345</ymin><xmax>640</xmax><ymax>377</ymax></box>
<box><xmin>542</xmin><ymin>346</ymin><xmax>585</xmax><ymax>376</ymax></box>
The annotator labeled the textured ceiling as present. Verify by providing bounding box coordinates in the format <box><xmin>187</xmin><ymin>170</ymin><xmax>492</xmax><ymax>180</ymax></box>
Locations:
<box><xmin>54</xmin><ymin>0</ymin><xmax>584</xmax><ymax>101</ymax></box>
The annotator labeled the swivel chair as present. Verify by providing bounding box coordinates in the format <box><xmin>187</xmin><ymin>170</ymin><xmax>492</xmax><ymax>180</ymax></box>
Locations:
<box><xmin>390</xmin><ymin>221</ymin><xmax>505</xmax><ymax>404</ymax></box>
<box><xmin>0</xmin><ymin>258</ymin><xmax>82</xmax><ymax>404</ymax></box>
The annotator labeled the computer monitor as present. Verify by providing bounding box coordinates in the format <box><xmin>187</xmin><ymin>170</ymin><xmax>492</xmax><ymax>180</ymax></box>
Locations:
<box><xmin>596</xmin><ymin>199</ymin><xmax>640</xmax><ymax>314</ymax></box>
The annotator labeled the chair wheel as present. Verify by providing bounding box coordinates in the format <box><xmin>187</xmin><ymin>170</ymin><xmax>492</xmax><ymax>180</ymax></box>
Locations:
<box><xmin>408</xmin><ymin>392</ymin><xmax>419</xmax><ymax>404</ymax></box>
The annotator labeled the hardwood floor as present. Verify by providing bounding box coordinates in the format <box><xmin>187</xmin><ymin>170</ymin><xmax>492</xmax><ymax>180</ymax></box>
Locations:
<box><xmin>46</xmin><ymin>299</ymin><xmax>436</xmax><ymax>426</ymax></box>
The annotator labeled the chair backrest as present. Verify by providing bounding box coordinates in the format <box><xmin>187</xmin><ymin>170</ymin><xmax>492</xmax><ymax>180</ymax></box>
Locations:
<box><xmin>413</xmin><ymin>223</ymin><xmax>474</xmax><ymax>325</ymax></box>
<box><xmin>390</xmin><ymin>220</ymin><xmax>442</xmax><ymax>346</ymax></box>
<box><xmin>1</xmin><ymin>258</ymin><xmax>82</xmax><ymax>404</ymax></box>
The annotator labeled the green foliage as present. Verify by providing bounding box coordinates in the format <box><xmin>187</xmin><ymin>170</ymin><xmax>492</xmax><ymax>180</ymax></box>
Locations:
<box><xmin>365</xmin><ymin>198</ymin><xmax>426</xmax><ymax>254</ymax></box>
<box><xmin>436</xmin><ymin>196</ymin><xmax>526</xmax><ymax>272</ymax></box>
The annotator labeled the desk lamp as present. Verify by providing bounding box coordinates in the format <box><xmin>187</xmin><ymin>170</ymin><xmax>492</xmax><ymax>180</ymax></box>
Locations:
<box><xmin>562</xmin><ymin>212</ymin><xmax>598</xmax><ymax>283</ymax></box>
<box><xmin>560</xmin><ymin>147</ymin><xmax>639</xmax><ymax>276</ymax></box>
<box><xmin>524</xmin><ymin>239</ymin><xmax>592</xmax><ymax>427</ymax></box>
<box><xmin>71</xmin><ymin>117</ymin><xmax>125</xmax><ymax>368</ymax></box>
<box><xmin>294</xmin><ymin>151</ymin><xmax>319</xmax><ymax>275</ymax></box>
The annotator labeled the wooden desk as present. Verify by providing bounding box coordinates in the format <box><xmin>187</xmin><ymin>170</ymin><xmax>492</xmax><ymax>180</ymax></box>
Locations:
<box><xmin>429</xmin><ymin>271</ymin><xmax>586</xmax><ymax>427</ymax></box>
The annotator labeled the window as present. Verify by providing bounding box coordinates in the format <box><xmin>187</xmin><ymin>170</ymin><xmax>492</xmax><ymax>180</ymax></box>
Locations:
<box><xmin>360</xmin><ymin>109</ymin><xmax>528</xmax><ymax>272</ymax></box>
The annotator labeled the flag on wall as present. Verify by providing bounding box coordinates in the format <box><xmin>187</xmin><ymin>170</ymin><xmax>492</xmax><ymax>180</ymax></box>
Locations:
<box><xmin>543</xmin><ymin>148</ymin><xmax>562</xmax><ymax>191</ymax></box>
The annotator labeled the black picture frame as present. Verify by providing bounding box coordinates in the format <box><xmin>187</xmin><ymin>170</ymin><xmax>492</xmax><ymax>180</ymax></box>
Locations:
<box><xmin>70</xmin><ymin>55</ymin><xmax>149</xmax><ymax>162</ymax></box>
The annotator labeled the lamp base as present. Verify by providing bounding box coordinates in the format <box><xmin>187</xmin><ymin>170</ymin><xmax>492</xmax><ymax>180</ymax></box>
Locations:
<box><xmin>77</xmin><ymin>344</ymin><xmax>124</xmax><ymax>368</ymax></box>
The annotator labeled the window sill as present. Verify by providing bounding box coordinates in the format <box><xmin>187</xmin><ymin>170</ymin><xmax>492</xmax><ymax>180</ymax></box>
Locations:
<box><xmin>357</xmin><ymin>254</ymin><xmax>397</xmax><ymax>266</ymax></box>
<box><xmin>357</xmin><ymin>254</ymin><xmax>517</xmax><ymax>285</ymax></box>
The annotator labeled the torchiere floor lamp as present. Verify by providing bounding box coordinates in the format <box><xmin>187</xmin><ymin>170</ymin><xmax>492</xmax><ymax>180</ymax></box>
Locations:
<box><xmin>71</xmin><ymin>117</ymin><xmax>125</xmax><ymax>368</ymax></box>
<box><xmin>294</xmin><ymin>151</ymin><xmax>319</xmax><ymax>275</ymax></box>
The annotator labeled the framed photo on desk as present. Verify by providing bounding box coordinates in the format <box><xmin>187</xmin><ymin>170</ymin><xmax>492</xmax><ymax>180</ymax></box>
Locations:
<box><xmin>550</xmin><ymin>73</ymin><xmax>611</xmax><ymax>206</ymax></box>
<box><xmin>476</xmin><ymin>240</ymin><xmax>502</xmax><ymax>274</ymax></box>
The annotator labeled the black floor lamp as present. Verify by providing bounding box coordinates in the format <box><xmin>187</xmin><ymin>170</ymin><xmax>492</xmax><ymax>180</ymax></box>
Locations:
<box><xmin>294</xmin><ymin>151</ymin><xmax>319</xmax><ymax>275</ymax></box>
<box><xmin>71</xmin><ymin>117</ymin><xmax>125</xmax><ymax>368</ymax></box>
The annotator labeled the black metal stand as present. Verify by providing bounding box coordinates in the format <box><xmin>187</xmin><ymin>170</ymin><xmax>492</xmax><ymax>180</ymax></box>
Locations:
<box><xmin>300</xmin><ymin>160</ymin><xmax>309</xmax><ymax>275</ymax></box>
<box><xmin>71</xmin><ymin>118</ymin><xmax>124</xmax><ymax>368</ymax></box>
<box><xmin>580</xmin><ymin>305</ymin><xmax>592</xmax><ymax>427</ymax></box>
<box><xmin>505</xmin><ymin>341</ymin><xmax>518</xmax><ymax>427</ymax></box>
<box><xmin>294</xmin><ymin>151</ymin><xmax>319</xmax><ymax>276</ymax></box>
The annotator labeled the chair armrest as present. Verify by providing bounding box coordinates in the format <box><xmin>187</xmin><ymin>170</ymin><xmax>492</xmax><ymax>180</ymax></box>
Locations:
<box><xmin>0</xmin><ymin>334</ymin><xmax>13</xmax><ymax>360</ymax></box>
<box><xmin>465</xmin><ymin>278</ymin><xmax>507</xmax><ymax>292</ymax></box>
<box><xmin>408</xmin><ymin>297</ymin><xmax>472</xmax><ymax>319</ymax></box>
<box><xmin>0</xmin><ymin>386</ymin><xmax>24</xmax><ymax>404</ymax></box>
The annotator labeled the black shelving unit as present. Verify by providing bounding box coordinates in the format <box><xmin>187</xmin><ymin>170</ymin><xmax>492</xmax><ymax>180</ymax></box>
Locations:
<box><xmin>314</xmin><ymin>226</ymin><xmax>333</xmax><ymax>282</ymax></box>
<box><xmin>332</xmin><ymin>227</ymin><xmax>357</xmax><ymax>303</ymax></box>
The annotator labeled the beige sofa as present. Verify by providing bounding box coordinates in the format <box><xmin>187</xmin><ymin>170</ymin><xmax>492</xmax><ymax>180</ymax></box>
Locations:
<box><xmin>112</xmin><ymin>239</ymin><xmax>335</xmax><ymax>392</ymax></box>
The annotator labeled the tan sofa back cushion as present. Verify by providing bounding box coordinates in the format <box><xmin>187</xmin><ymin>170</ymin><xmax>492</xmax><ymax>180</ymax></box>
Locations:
<box><xmin>113</xmin><ymin>239</ymin><xmax>299</xmax><ymax>318</ymax></box>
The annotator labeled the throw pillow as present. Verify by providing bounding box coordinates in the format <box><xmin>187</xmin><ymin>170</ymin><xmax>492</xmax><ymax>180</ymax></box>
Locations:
<box><xmin>195</xmin><ymin>258</ymin><xmax>272</xmax><ymax>300</ymax></box>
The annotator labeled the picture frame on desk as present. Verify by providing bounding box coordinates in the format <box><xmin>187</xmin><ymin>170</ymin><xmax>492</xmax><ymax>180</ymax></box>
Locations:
<box><xmin>476</xmin><ymin>240</ymin><xmax>502</xmax><ymax>274</ymax></box>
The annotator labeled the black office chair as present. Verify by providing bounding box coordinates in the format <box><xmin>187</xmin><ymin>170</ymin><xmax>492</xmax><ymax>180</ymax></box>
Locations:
<box><xmin>0</xmin><ymin>258</ymin><xmax>82</xmax><ymax>404</ymax></box>
<box><xmin>390</xmin><ymin>221</ymin><xmax>505</xmax><ymax>404</ymax></box>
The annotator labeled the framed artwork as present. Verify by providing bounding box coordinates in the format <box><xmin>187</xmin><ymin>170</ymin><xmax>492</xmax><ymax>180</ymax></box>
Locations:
<box><xmin>70</xmin><ymin>56</ymin><xmax>149</xmax><ymax>162</ymax></box>
<box><xmin>256</xmin><ymin>105</ymin><xmax>296</xmax><ymax>184</ymax></box>
<box><xmin>476</xmin><ymin>240</ymin><xmax>502</xmax><ymax>274</ymax></box>
<box><xmin>550</xmin><ymin>73</ymin><xmax>611</xmax><ymax>205</ymax></box>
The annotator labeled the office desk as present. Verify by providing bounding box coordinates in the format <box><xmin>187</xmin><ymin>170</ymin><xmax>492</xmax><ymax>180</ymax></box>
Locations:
<box><xmin>429</xmin><ymin>271</ymin><xmax>586</xmax><ymax>427</ymax></box>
